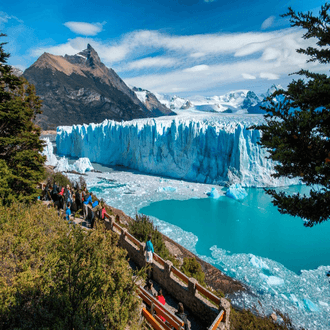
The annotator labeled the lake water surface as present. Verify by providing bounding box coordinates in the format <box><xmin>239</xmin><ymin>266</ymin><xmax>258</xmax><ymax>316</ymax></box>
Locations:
<box><xmin>140</xmin><ymin>186</ymin><xmax>330</xmax><ymax>274</ymax></box>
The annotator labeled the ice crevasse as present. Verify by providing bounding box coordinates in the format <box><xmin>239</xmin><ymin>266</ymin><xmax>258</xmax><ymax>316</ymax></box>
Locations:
<box><xmin>56</xmin><ymin>116</ymin><xmax>299</xmax><ymax>187</ymax></box>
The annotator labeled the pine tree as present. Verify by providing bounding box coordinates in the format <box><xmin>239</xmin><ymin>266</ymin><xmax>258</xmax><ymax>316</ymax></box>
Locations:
<box><xmin>254</xmin><ymin>4</ymin><xmax>330</xmax><ymax>226</ymax></box>
<box><xmin>0</xmin><ymin>34</ymin><xmax>45</xmax><ymax>204</ymax></box>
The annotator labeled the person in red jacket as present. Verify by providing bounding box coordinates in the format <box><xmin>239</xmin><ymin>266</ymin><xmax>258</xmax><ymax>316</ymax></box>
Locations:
<box><xmin>156</xmin><ymin>288</ymin><xmax>166</xmax><ymax>322</ymax></box>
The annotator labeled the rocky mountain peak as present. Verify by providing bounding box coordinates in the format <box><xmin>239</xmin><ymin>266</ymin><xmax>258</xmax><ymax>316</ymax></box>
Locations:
<box><xmin>77</xmin><ymin>44</ymin><xmax>101</xmax><ymax>69</ymax></box>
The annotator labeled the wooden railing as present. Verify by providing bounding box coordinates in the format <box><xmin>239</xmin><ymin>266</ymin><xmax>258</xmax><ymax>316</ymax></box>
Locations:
<box><xmin>172</xmin><ymin>266</ymin><xmax>189</xmax><ymax>285</ymax></box>
<box><xmin>209</xmin><ymin>310</ymin><xmax>224</xmax><ymax>330</ymax></box>
<box><xmin>138</xmin><ymin>286</ymin><xmax>184</xmax><ymax>330</ymax></box>
<box><xmin>142</xmin><ymin>308</ymin><xmax>165</xmax><ymax>330</ymax></box>
<box><xmin>196</xmin><ymin>283</ymin><xmax>221</xmax><ymax>306</ymax></box>
<box><xmin>153</xmin><ymin>253</ymin><xmax>165</xmax><ymax>267</ymax></box>
<box><xmin>104</xmin><ymin>212</ymin><xmax>227</xmax><ymax>330</ymax></box>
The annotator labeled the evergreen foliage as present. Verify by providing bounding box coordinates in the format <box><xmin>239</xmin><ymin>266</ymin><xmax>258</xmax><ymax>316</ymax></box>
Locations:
<box><xmin>0</xmin><ymin>202</ymin><xmax>144</xmax><ymax>330</ymax></box>
<box><xmin>254</xmin><ymin>4</ymin><xmax>330</xmax><ymax>226</ymax></box>
<box><xmin>0</xmin><ymin>34</ymin><xmax>45</xmax><ymax>205</ymax></box>
<box><xmin>181</xmin><ymin>257</ymin><xmax>206</xmax><ymax>286</ymax></box>
<box><xmin>129</xmin><ymin>214</ymin><xmax>172</xmax><ymax>260</ymax></box>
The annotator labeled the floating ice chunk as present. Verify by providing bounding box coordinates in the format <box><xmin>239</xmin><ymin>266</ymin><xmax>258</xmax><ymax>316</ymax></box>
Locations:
<box><xmin>304</xmin><ymin>299</ymin><xmax>320</xmax><ymax>312</ymax></box>
<box><xmin>158</xmin><ymin>186</ymin><xmax>177</xmax><ymax>193</ymax></box>
<box><xmin>259</xmin><ymin>273</ymin><xmax>284</xmax><ymax>286</ymax></box>
<box><xmin>41</xmin><ymin>137</ymin><xmax>58</xmax><ymax>166</ymax></box>
<box><xmin>54</xmin><ymin>156</ymin><xmax>71</xmax><ymax>172</ymax></box>
<box><xmin>290</xmin><ymin>294</ymin><xmax>305</xmax><ymax>309</ymax></box>
<box><xmin>319</xmin><ymin>301</ymin><xmax>328</xmax><ymax>307</ymax></box>
<box><xmin>72</xmin><ymin>157</ymin><xmax>94</xmax><ymax>173</ymax></box>
<box><xmin>250</xmin><ymin>255</ymin><xmax>270</xmax><ymax>270</ymax></box>
<box><xmin>226</xmin><ymin>183</ymin><xmax>248</xmax><ymax>200</ymax></box>
<box><xmin>207</xmin><ymin>187</ymin><xmax>220</xmax><ymax>199</ymax></box>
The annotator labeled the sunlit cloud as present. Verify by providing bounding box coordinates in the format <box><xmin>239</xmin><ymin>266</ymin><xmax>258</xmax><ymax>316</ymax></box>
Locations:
<box><xmin>242</xmin><ymin>73</ymin><xmax>256</xmax><ymax>80</ymax></box>
<box><xmin>29</xmin><ymin>26</ymin><xmax>329</xmax><ymax>95</ymax></box>
<box><xmin>184</xmin><ymin>64</ymin><xmax>209</xmax><ymax>72</ymax></box>
<box><xmin>126</xmin><ymin>57</ymin><xmax>177</xmax><ymax>70</ymax></box>
<box><xmin>261</xmin><ymin>16</ymin><xmax>275</xmax><ymax>30</ymax></box>
<box><xmin>64</xmin><ymin>21</ymin><xmax>106</xmax><ymax>36</ymax></box>
<box><xmin>260</xmin><ymin>72</ymin><xmax>280</xmax><ymax>80</ymax></box>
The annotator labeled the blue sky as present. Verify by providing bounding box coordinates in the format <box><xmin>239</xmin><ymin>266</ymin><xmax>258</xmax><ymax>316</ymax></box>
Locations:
<box><xmin>0</xmin><ymin>0</ymin><xmax>328</xmax><ymax>96</ymax></box>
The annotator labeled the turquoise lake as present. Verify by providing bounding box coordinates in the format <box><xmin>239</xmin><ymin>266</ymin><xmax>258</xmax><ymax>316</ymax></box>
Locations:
<box><xmin>140</xmin><ymin>186</ymin><xmax>330</xmax><ymax>274</ymax></box>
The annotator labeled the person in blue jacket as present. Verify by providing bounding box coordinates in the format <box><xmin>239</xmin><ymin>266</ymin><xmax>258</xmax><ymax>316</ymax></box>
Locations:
<box><xmin>83</xmin><ymin>192</ymin><xmax>93</xmax><ymax>220</ymax></box>
<box><xmin>145</xmin><ymin>234</ymin><xmax>154</xmax><ymax>278</ymax></box>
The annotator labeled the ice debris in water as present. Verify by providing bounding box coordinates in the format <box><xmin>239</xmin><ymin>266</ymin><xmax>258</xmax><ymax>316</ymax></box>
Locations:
<box><xmin>41</xmin><ymin>137</ymin><xmax>58</xmax><ymax>166</ymax></box>
<box><xmin>207</xmin><ymin>187</ymin><xmax>220</xmax><ymax>199</ymax></box>
<box><xmin>72</xmin><ymin>157</ymin><xmax>94</xmax><ymax>173</ymax></box>
<box><xmin>158</xmin><ymin>186</ymin><xmax>177</xmax><ymax>193</ymax></box>
<box><xmin>226</xmin><ymin>183</ymin><xmax>248</xmax><ymax>200</ymax></box>
<box><xmin>250</xmin><ymin>256</ymin><xmax>269</xmax><ymax>270</ymax></box>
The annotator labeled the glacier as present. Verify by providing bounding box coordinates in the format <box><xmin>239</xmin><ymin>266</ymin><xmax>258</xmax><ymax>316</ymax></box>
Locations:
<box><xmin>56</xmin><ymin>113</ymin><xmax>299</xmax><ymax>187</ymax></box>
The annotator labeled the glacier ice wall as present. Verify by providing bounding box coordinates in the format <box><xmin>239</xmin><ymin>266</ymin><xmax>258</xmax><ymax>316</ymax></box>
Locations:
<box><xmin>56</xmin><ymin>115</ymin><xmax>298</xmax><ymax>187</ymax></box>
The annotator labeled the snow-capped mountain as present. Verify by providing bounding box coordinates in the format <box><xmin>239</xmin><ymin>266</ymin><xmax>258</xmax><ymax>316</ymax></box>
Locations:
<box><xmin>131</xmin><ymin>87</ymin><xmax>175</xmax><ymax>116</ymax></box>
<box><xmin>152</xmin><ymin>85</ymin><xmax>284</xmax><ymax>115</ymax></box>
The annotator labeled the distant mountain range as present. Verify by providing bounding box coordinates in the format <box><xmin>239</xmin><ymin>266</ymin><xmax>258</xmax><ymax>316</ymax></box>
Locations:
<box><xmin>13</xmin><ymin>46</ymin><xmax>282</xmax><ymax>129</ymax></box>
<box><xmin>154</xmin><ymin>85</ymin><xmax>283</xmax><ymax>115</ymax></box>
<box><xmin>22</xmin><ymin>44</ymin><xmax>174</xmax><ymax>130</ymax></box>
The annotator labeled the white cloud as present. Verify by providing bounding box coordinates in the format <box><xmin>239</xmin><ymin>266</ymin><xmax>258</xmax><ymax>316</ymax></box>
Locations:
<box><xmin>0</xmin><ymin>11</ymin><xmax>23</xmax><ymax>25</ymax></box>
<box><xmin>260</xmin><ymin>72</ymin><xmax>280</xmax><ymax>80</ymax></box>
<box><xmin>261</xmin><ymin>16</ymin><xmax>275</xmax><ymax>30</ymax></box>
<box><xmin>184</xmin><ymin>65</ymin><xmax>209</xmax><ymax>72</ymax></box>
<box><xmin>64</xmin><ymin>21</ymin><xmax>106</xmax><ymax>36</ymax></box>
<box><xmin>242</xmin><ymin>73</ymin><xmax>256</xmax><ymax>80</ymax></box>
<box><xmin>126</xmin><ymin>57</ymin><xmax>177</xmax><ymax>70</ymax></box>
<box><xmin>29</xmin><ymin>26</ymin><xmax>330</xmax><ymax>95</ymax></box>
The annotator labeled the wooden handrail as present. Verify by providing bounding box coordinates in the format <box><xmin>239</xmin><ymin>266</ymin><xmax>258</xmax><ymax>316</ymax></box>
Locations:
<box><xmin>153</xmin><ymin>253</ymin><xmax>165</xmax><ymax>266</ymax></box>
<box><xmin>125</xmin><ymin>231</ymin><xmax>142</xmax><ymax>248</ymax></box>
<box><xmin>171</xmin><ymin>267</ymin><xmax>189</xmax><ymax>285</ymax></box>
<box><xmin>209</xmin><ymin>310</ymin><xmax>224</xmax><ymax>330</ymax></box>
<box><xmin>195</xmin><ymin>283</ymin><xmax>221</xmax><ymax>306</ymax></box>
<box><xmin>154</xmin><ymin>315</ymin><xmax>172</xmax><ymax>330</ymax></box>
<box><xmin>142</xmin><ymin>308</ymin><xmax>166</xmax><ymax>330</ymax></box>
<box><xmin>139</xmin><ymin>287</ymin><xmax>184</xmax><ymax>330</ymax></box>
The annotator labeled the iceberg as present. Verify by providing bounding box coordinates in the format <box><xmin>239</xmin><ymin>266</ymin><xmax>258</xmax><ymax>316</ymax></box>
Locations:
<box><xmin>207</xmin><ymin>187</ymin><xmax>220</xmax><ymax>199</ymax></box>
<box><xmin>226</xmin><ymin>183</ymin><xmax>248</xmax><ymax>200</ymax></box>
<box><xmin>54</xmin><ymin>156</ymin><xmax>71</xmax><ymax>172</ymax></box>
<box><xmin>41</xmin><ymin>137</ymin><xmax>58</xmax><ymax>166</ymax></box>
<box><xmin>72</xmin><ymin>157</ymin><xmax>94</xmax><ymax>173</ymax></box>
<box><xmin>56</xmin><ymin>115</ymin><xmax>300</xmax><ymax>187</ymax></box>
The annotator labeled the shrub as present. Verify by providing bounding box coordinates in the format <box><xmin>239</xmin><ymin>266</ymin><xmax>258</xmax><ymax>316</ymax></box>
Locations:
<box><xmin>181</xmin><ymin>257</ymin><xmax>206</xmax><ymax>286</ymax></box>
<box><xmin>128</xmin><ymin>214</ymin><xmax>171</xmax><ymax>261</ymax></box>
<box><xmin>0</xmin><ymin>202</ymin><xmax>144</xmax><ymax>330</ymax></box>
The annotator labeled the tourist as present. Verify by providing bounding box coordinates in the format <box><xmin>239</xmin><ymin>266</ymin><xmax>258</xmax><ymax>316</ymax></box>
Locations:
<box><xmin>75</xmin><ymin>189</ymin><xmax>82</xmax><ymax>210</ymax></box>
<box><xmin>144</xmin><ymin>279</ymin><xmax>155</xmax><ymax>296</ymax></box>
<box><xmin>70</xmin><ymin>195</ymin><xmax>77</xmax><ymax>215</ymax></box>
<box><xmin>145</xmin><ymin>234</ymin><xmax>154</xmax><ymax>278</ymax></box>
<box><xmin>52</xmin><ymin>181</ymin><xmax>58</xmax><ymax>201</ymax></box>
<box><xmin>83</xmin><ymin>191</ymin><xmax>93</xmax><ymax>219</ymax></box>
<box><xmin>175</xmin><ymin>303</ymin><xmax>189</xmax><ymax>330</ymax></box>
<box><xmin>66</xmin><ymin>203</ymin><xmax>72</xmax><ymax>221</ymax></box>
<box><xmin>156</xmin><ymin>289</ymin><xmax>166</xmax><ymax>322</ymax></box>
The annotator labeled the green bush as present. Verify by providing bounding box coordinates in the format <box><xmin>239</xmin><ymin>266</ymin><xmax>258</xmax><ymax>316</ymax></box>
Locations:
<box><xmin>230</xmin><ymin>308</ymin><xmax>297</xmax><ymax>330</ymax></box>
<box><xmin>0</xmin><ymin>202</ymin><xmax>144</xmax><ymax>330</ymax></box>
<box><xmin>47</xmin><ymin>172</ymin><xmax>73</xmax><ymax>188</ymax></box>
<box><xmin>181</xmin><ymin>257</ymin><xmax>206</xmax><ymax>286</ymax></box>
<box><xmin>128</xmin><ymin>214</ymin><xmax>171</xmax><ymax>261</ymax></box>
